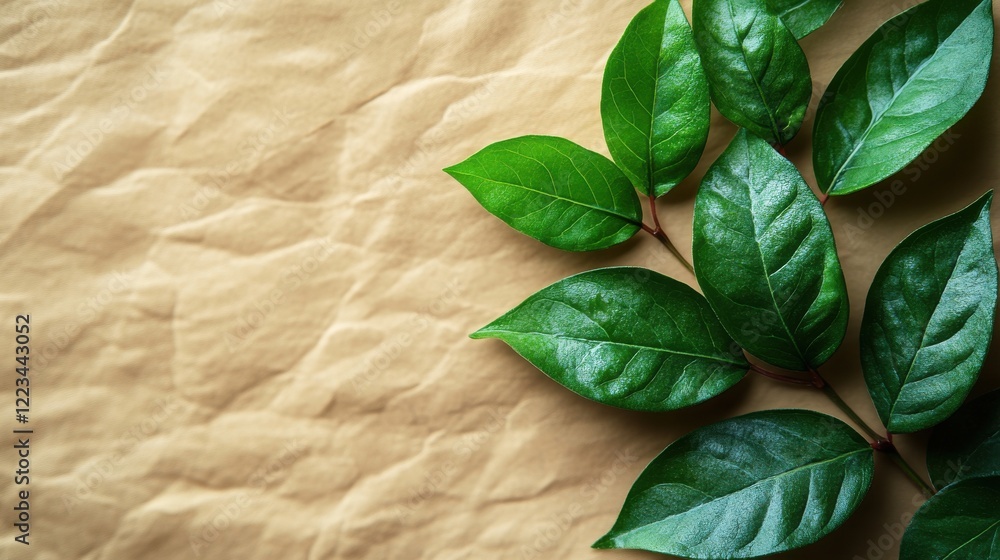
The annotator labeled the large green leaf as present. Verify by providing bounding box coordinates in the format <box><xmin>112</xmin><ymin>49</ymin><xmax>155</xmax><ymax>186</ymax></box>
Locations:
<box><xmin>693</xmin><ymin>130</ymin><xmax>849</xmax><ymax>371</ymax></box>
<box><xmin>861</xmin><ymin>192</ymin><xmax>997</xmax><ymax>434</ymax></box>
<box><xmin>900</xmin><ymin>476</ymin><xmax>1000</xmax><ymax>560</ymax></box>
<box><xmin>766</xmin><ymin>0</ymin><xmax>843</xmax><ymax>39</ymax></box>
<box><xmin>927</xmin><ymin>389</ymin><xmax>1000</xmax><ymax>489</ymax></box>
<box><xmin>813</xmin><ymin>0</ymin><xmax>994</xmax><ymax>195</ymax></box>
<box><xmin>444</xmin><ymin>136</ymin><xmax>642</xmax><ymax>251</ymax></box>
<box><xmin>471</xmin><ymin>267</ymin><xmax>748</xmax><ymax>412</ymax></box>
<box><xmin>594</xmin><ymin>409</ymin><xmax>874</xmax><ymax>558</ymax></box>
<box><xmin>601</xmin><ymin>0</ymin><xmax>710</xmax><ymax>197</ymax></box>
<box><xmin>692</xmin><ymin>0</ymin><xmax>812</xmax><ymax>145</ymax></box>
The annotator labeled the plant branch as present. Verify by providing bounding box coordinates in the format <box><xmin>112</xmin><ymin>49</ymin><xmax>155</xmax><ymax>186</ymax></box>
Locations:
<box><xmin>819</xmin><ymin>192</ymin><xmax>830</xmax><ymax>207</ymax></box>
<box><xmin>644</xmin><ymin>195</ymin><xmax>695</xmax><ymax>275</ymax></box>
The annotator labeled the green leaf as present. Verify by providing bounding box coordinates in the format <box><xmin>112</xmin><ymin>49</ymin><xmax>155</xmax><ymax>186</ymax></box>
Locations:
<box><xmin>693</xmin><ymin>130</ymin><xmax>849</xmax><ymax>371</ymax></box>
<box><xmin>594</xmin><ymin>409</ymin><xmax>874</xmax><ymax>557</ymax></box>
<box><xmin>900</xmin><ymin>476</ymin><xmax>1000</xmax><ymax>560</ymax></box>
<box><xmin>471</xmin><ymin>267</ymin><xmax>748</xmax><ymax>412</ymax></box>
<box><xmin>601</xmin><ymin>0</ymin><xmax>710</xmax><ymax>197</ymax></box>
<box><xmin>444</xmin><ymin>136</ymin><xmax>642</xmax><ymax>252</ymax></box>
<box><xmin>927</xmin><ymin>389</ymin><xmax>1000</xmax><ymax>489</ymax></box>
<box><xmin>692</xmin><ymin>0</ymin><xmax>812</xmax><ymax>145</ymax></box>
<box><xmin>861</xmin><ymin>192</ymin><xmax>998</xmax><ymax>434</ymax></box>
<box><xmin>813</xmin><ymin>0</ymin><xmax>994</xmax><ymax>195</ymax></box>
<box><xmin>766</xmin><ymin>0</ymin><xmax>843</xmax><ymax>39</ymax></box>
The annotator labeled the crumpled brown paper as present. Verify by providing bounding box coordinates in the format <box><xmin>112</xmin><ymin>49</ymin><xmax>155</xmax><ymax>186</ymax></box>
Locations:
<box><xmin>1</xmin><ymin>0</ymin><xmax>998</xmax><ymax>558</ymax></box>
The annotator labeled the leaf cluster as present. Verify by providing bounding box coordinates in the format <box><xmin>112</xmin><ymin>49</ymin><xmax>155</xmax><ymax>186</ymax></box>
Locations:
<box><xmin>446</xmin><ymin>0</ymin><xmax>1000</xmax><ymax>557</ymax></box>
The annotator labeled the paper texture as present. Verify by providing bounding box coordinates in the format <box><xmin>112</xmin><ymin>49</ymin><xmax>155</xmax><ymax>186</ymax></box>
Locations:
<box><xmin>0</xmin><ymin>1</ymin><xmax>998</xmax><ymax>559</ymax></box>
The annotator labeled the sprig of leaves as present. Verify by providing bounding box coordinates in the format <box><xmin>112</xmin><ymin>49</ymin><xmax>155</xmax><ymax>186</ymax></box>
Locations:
<box><xmin>445</xmin><ymin>0</ymin><xmax>998</xmax><ymax>558</ymax></box>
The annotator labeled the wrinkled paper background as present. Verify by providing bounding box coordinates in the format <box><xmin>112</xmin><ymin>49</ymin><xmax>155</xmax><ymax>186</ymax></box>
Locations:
<box><xmin>1</xmin><ymin>1</ymin><xmax>999</xmax><ymax>559</ymax></box>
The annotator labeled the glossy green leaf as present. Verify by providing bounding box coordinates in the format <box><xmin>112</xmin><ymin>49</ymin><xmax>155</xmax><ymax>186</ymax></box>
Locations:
<box><xmin>444</xmin><ymin>136</ymin><xmax>642</xmax><ymax>251</ymax></box>
<box><xmin>927</xmin><ymin>389</ymin><xmax>1000</xmax><ymax>489</ymax></box>
<box><xmin>692</xmin><ymin>0</ymin><xmax>812</xmax><ymax>145</ymax></box>
<box><xmin>471</xmin><ymin>267</ymin><xmax>749</xmax><ymax>412</ymax></box>
<box><xmin>693</xmin><ymin>130</ymin><xmax>849</xmax><ymax>371</ymax></box>
<box><xmin>601</xmin><ymin>0</ymin><xmax>710</xmax><ymax>197</ymax></box>
<box><xmin>861</xmin><ymin>192</ymin><xmax>997</xmax><ymax>434</ymax></box>
<box><xmin>594</xmin><ymin>409</ymin><xmax>874</xmax><ymax>558</ymax></box>
<box><xmin>813</xmin><ymin>0</ymin><xmax>994</xmax><ymax>195</ymax></box>
<box><xmin>900</xmin><ymin>476</ymin><xmax>1000</xmax><ymax>560</ymax></box>
<box><xmin>766</xmin><ymin>0</ymin><xmax>843</xmax><ymax>39</ymax></box>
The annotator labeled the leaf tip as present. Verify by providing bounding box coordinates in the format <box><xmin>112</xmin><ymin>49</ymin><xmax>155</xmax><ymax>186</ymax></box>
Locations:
<box><xmin>966</xmin><ymin>189</ymin><xmax>995</xmax><ymax>223</ymax></box>
<box><xmin>979</xmin><ymin>189</ymin><xmax>994</xmax><ymax>208</ymax></box>
<box><xmin>591</xmin><ymin>533</ymin><xmax>617</xmax><ymax>550</ymax></box>
<box><xmin>468</xmin><ymin>326</ymin><xmax>495</xmax><ymax>340</ymax></box>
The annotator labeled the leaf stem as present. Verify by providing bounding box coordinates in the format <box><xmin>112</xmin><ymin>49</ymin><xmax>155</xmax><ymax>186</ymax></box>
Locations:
<box><xmin>884</xmin><ymin>446</ymin><xmax>936</xmax><ymax>497</ymax></box>
<box><xmin>748</xmin><ymin>363</ymin><xmax>813</xmax><ymax>385</ymax></box>
<box><xmin>819</xmin><ymin>192</ymin><xmax>830</xmax><ymax>207</ymax></box>
<box><xmin>809</xmin><ymin>371</ymin><xmax>883</xmax><ymax>441</ymax></box>
<box><xmin>644</xmin><ymin>195</ymin><xmax>695</xmax><ymax>274</ymax></box>
<box><xmin>808</xmin><ymin>368</ymin><xmax>936</xmax><ymax>495</ymax></box>
<box><xmin>648</xmin><ymin>193</ymin><xmax>663</xmax><ymax>232</ymax></box>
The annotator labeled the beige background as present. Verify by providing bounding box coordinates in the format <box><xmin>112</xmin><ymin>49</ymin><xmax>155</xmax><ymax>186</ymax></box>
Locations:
<box><xmin>1</xmin><ymin>0</ymin><xmax>998</xmax><ymax>559</ymax></box>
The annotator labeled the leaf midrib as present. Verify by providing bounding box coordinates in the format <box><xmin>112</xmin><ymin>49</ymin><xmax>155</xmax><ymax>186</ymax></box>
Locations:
<box><xmin>941</xmin><ymin>516</ymin><xmax>1000</xmax><ymax>559</ymax></box>
<box><xmin>741</xmin><ymin>143</ymin><xmax>812</xmax><ymax>369</ymax></box>
<box><xmin>824</xmin><ymin>1</ymin><xmax>983</xmax><ymax>193</ymax></box>
<box><xmin>777</xmin><ymin>0</ymin><xmax>818</xmax><ymax>18</ymax></box>
<box><xmin>447</xmin><ymin>170</ymin><xmax>641</xmax><ymax>225</ymax></box>
<box><xmin>886</xmin><ymin>225</ymin><xmax>972</xmax><ymax>423</ymax></box>
<box><xmin>476</xmin><ymin>329</ymin><xmax>748</xmax><ymax>368</ymax></box>
<box><xmin>612</xmin><ymin>447</ymin><xmax>868</xmax><ymax>543</ymax></box>
<box><xmin>646</xmin><ymin>31</ymin><xmax>664</xmax><ymax>191</ymax></box>
<box><xmin>727</xmin><ymin>0</ymin><xmax>784</xmax><ymax>143</ymax></box>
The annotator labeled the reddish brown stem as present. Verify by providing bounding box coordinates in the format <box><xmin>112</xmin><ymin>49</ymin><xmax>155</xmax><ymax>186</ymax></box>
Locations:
<box><xmin>648</xmin><ymin>193</ymin><xmax>663</xmax><ymax>231</ymax></box>
<box><xmin>749</xmin><ymin>363</ymin><xmax>813</xmax><ymax>386</ymax></box>
<box><xmin>643</xmin><ymin>196</ymin><xmax>694</xmax><ymax>274</ymax></box>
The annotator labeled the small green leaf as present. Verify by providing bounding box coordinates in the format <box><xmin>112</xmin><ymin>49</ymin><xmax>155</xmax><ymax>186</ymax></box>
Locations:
<box><xmin>692</xmin><ymin>0</ymin><xmax>812</xmax><ymax>145</ymax></box>
<box><xmin>766</xmin><ymin>0</ymin><xmax>843</xmax><ymax>39</ymax></box>
<box><xmin>601</xmin><ymin>0</ymin><xmax>710</xmax><ymax>197</ymax></box>
<box><xmin>472</xmin><ymin>267</ymin><xmax>748</xmax><ymax>412</ymax></box>
<box><xmin>594</xmin><ymin>409</ymin><xmax>874</xmax><ymax>557</ymax></box>
<box><xmin>900</xmin><ymin>476</ymin><xmax>1000</xmax><ymax>560</ymax></box>
<box><xmin>927</xmin><ymin>389</ymin><xmax>1000</xmax><ymax>489</ymax></box>
<box><xmin>444</xmin><ymin>136</ymin><xmax>642</xmax><ymax>252</ymax></box>
<box><xmin>861</xmin><ymin>192</ymin><xmax>998</xmax><ymax>434</ymax></box>
<box><xmin>693</xmin><ymin>130</ymin><xmax>849</xmax><ymax>371</ymax></box>
<box><xmin>813</xmin><ymin>0</ymin><xmax>994</xmax><ymax>195</ymax></box>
